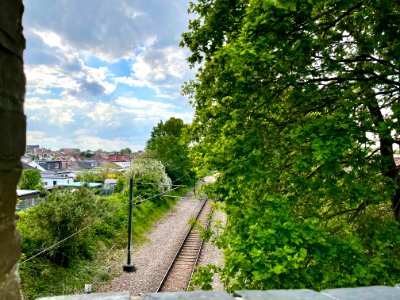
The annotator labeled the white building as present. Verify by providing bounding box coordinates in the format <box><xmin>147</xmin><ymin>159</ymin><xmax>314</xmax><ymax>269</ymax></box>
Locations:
<box><xmin>41</xmin><ymin>174</ymin><xmax>74</xmax><ymax>187</ymax></box>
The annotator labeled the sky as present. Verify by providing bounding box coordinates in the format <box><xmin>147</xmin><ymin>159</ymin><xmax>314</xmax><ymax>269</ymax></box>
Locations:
<box><xmin>22</xmin><ymin>0</ymin><xmax>196</xmax><ymax>152</ymax></box>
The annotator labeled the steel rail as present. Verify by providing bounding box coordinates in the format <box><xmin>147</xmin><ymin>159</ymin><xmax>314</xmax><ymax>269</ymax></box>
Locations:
<box><xmin>187</xmin><ymin>205</ymin><xmax>213</xmax><ymax>290</ymax></box>
<box><xmin>156</xmin><ymin>199</ymin><xmax>210</xmax><ymax>292</ymax></box>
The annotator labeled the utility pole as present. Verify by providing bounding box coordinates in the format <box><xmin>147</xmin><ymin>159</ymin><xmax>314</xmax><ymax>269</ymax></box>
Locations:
<box><xmin>123</xmin><ymin>178</ymin><xmax>136</xmax><ymax>272</ymax></box>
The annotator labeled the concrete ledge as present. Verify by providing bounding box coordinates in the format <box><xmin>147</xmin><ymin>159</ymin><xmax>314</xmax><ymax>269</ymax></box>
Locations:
<box><xmin>37</xmin><ymin>292</ymin><xmax>131</xmax><ymax>300</ymax></box>
<box><xmin>234</xmin><ymin>289</ymin><xmax>332</xmax><ymax>300</ymax></box>
<box><xmin>321</xmin><ymin>286</ymin><xmax>400</xmax><ymax>300</ymax></box>
<box><xmin>142</xmin><ymin>291</ymin><xmax>234</xmax><ymax>300</ymax></box>
<box><xmin>36</xmin><ymin>286</ymin><xmax>400</xmax><ymax>300</ymax></box>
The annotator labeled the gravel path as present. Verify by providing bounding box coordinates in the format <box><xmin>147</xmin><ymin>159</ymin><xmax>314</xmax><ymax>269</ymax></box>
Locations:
<box><xmin>96</xmin><ymin>192</ymin><xmax>204</xmax><ymax>296</ymax></box>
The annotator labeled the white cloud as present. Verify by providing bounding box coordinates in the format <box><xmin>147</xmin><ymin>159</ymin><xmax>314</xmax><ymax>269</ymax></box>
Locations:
<box><xmin>131</xmin><ymin>46</ymin><xmax>191</xmax><ymax>96</ymax></box>
<box><xmin>24</xmin><ymin>0</ymin><xmax>190</xmax><ymax>61</ymax></box>
<box><xmin>115</xmin><ymin>76</ymin><xmax>146</xmax><ymax>87</ymax></box>
<box><xmin>31</xmin><ymin>29</ymin><xmax>65</xmax><ymax>51</ymax></box>
<box><xmin>87</xmin><ymin>102</ymin><xmax>121</xmax><ymax>125</ymax></box>
<box><xmin>25</xmin><ymin>65</ymin><xmax>79</xmax><ymax>91</ymax></box>
<box><xmin>81</xmin><ymin>65</ymin><xmax>116</xmax><ymax>95</ymax></box>
<box><xmin>27</xmin><ymin>131</ymin><xmax>140</xmax><ymax>152</ymax></box>
<box><xmin>33</xmin><ymin>88</ymin><xmax>51</xmax><ymax>95</ymax></box>
<box><xmin>115</xmin><ymin>97</ymin><xmax>176</xmax><ymax>109</ymax></box>
<box><xmin>74</xmin><ymin>135</ymin><xmax>135</xmax><ymax>151</ymax></box>
<box><xmin>27</xmin><ymin>131</ymin><xmax>61</xmax><ymax>146</ymax></box>
<box><xmin>23</xmin><ymin>0</ymin><xmax>196</xmax><ymax>150</ymax></box>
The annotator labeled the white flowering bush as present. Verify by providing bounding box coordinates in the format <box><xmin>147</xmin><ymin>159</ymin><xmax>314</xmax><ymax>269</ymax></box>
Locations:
<box><xmin>124</xmin><ymin>157</ymin><xmax>172</xmax><ymax>200</ymax></box>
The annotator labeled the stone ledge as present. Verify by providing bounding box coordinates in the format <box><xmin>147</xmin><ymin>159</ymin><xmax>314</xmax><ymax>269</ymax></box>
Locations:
<box><xmin>36</xmin><ymin>286</ymin><xmax>400</xmax><ymax>300</ymax></box>
<box><xmin>37</xmin><ymin>292</ymin><xmax>131</xmax><ymax>300</ymax></box>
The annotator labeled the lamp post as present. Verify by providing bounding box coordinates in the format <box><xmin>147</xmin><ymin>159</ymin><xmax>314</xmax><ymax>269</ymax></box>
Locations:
<box><xmin>123</xmin><ymin>178</ymin><xmax>136</xmax><ymax>272</ymax></box>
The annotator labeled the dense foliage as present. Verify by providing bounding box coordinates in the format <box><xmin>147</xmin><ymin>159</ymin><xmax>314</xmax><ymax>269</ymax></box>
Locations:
<box><xmin>19</xmin><ymin>188</ymin><xmax>104</xmax><ymax>267</ymax></box>
<box><xmin>19</xmin><ymin>169</ymin><xmax>43</xmax><ymax>190</ymax></box>
<box><xmin>183</xmin><ymin>0</ymin><xmax>400</xmax><ymax>291</ymax></box>
<box><xmin>146</xmin><ymin>117</ymin><xmax>195</xmax><ymax>184</ymax></box>
<box><xmin>18</xmin><ymin>185</ymin><xmax>186</xmax><ymax>299</ymax></box>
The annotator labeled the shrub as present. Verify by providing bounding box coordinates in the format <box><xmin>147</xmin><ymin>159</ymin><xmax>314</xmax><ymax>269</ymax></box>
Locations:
<box><xmin>19</xmin><ymin>188</ymin><xmax>104</xmax><ymax>267</ymax></box>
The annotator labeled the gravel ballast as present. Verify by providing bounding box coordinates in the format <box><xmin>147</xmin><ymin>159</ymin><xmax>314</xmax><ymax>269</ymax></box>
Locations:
<box><xmin>96</xmin><ymin>192</ymin><xmax>205</xmax><ymax>296</ymax></box>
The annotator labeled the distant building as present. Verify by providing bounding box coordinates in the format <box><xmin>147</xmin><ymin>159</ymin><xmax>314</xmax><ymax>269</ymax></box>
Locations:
<box><xmin>27</xmin><ymin>161</ymin><xmax>47</xmax><ymax>172</ymax></box>
<box><xmin>108</xmin><ymin>154</ymin><xmax>132</xmax><ymax>168</ymax></box>
<box><xmin>16</xmin><ymin>190</ymin><xmax>42</xmax><ymax>210</ymax></box>
<box><xmin>60</xmin><ymin>148</ymin><xmax>79</xmax><ymax>155</ymax></box>
<box><xmin>26</xmin><ymin>145</ymin><xmax>40</xmax><ymax>152</ymax></box>
<box><xmin>37</xmin><ymin>160</ymin><xmax>63</xmax><ymax>171</ymax></box>
<box><xmin>81</xmin><ymin>160</ymin><xmax>98</xmax><ymax>168</ymax></box>
<box><xmin>41</xmin><ymin>173</ymin><xmax>74</xmax><ymax>187</ymax></box>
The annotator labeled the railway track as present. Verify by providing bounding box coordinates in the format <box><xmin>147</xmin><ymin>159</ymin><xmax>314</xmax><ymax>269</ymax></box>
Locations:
<box><xmin>156</xmin><ymin>199</ymin><xmax>212</xmax><ymax>292</ymax></box>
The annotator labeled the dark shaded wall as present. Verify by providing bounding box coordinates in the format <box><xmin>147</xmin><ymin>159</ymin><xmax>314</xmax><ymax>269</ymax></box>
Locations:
<box><xmin>0</xmin><ymin>0</ymin><xmax>26</xmax><ymax>298</ymax></box>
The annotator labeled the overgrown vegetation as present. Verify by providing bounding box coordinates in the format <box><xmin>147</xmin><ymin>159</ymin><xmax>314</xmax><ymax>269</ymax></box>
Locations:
<box><xmin>18</xmin><ymin>180</ymin><xmax>194</xmax><ymax>299</ymax></box>
<box><xmin>182</xmin><ymin>0</ymin><xmax>400</xmax><ymax>291</ymax></box>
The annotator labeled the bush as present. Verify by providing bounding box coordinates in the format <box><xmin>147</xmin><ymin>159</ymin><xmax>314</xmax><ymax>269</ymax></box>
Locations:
<box><xmin>19</xmin><ymin>188</ymin><xmax>104</xmax><ymax>267</ymax></box>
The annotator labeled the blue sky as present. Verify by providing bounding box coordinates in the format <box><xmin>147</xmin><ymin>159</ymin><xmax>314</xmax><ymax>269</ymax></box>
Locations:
<box><xmin>22</xmin><ymin>0</ymin><xmax>195</xmax><ymax>151</ymax></box>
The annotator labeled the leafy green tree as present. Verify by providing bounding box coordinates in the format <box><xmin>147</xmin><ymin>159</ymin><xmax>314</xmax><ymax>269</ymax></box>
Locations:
<box><xmin>19</xmin><ymin>169</ymin><xmax>43</xmax><ymax>190</ymax></box>
<box><xmin>146</xmin><ymin>117</ymin><xmax>194</xmax><ymax>184</ymax></box>
<box><xmin>182</xmin><ymin>0</ymin><xmax>400</xmax><ymax>291</ymax></box>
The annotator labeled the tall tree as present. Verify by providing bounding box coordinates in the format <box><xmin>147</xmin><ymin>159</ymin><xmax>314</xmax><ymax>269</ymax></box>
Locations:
<box><xmin>146</xmin><ymin>118</ymin><xmax>194</xmax><ymax>184</ymax></box>
<box><xmin>183</xmin><ymin>0</ymin><xmax>400</xmax><ymax>290</ymax></box>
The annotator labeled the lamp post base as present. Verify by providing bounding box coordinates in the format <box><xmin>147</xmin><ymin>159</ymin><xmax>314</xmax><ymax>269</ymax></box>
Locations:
<box><xmin>123</xmin><ymin>264</ymin><xmax>136</xmax><ymax>273</ymax></box>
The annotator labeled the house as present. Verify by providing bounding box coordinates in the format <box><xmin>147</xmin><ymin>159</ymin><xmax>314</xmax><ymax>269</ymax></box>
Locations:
<box><xmin>81</xmin><ymin>160</ymin><xmax>98</xmax><ymax>168</ymax></box>
<box><xmin>27</xmin><ymin>161</ymin><xmax>47</xmax><ymax>172</ymax></box>
<box><xmin>33</xmin><ymin>148</ymin><xmax>55</xmax><ymax>160</ymax></box>
<box><xmin>16</xmin><ymin>189</ymin><xmax>42</xmax><ymax>210</ymax></box>
<box><xmin>93</xmin><ymin>153</ymin><xmax>114</xmax><ymax>167</ymax></box>
<box><xmin>60</xmin><ymin>148</ymin><xmax>79</xmax><ymax>155</ymax></box>
<box><xmin>37</xmin><ymin>160</ymin><xmax>63</xmax><ymax>171</ymax></box>
<box><xmin>108</xmin><ymin>154</ymin><xmax>132</xmax><ymax>168</ymax></box>
<box><xmin>41</xmin><ymin>173</ymin><xmax>74</xmax><ymax>187</ymax></box>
